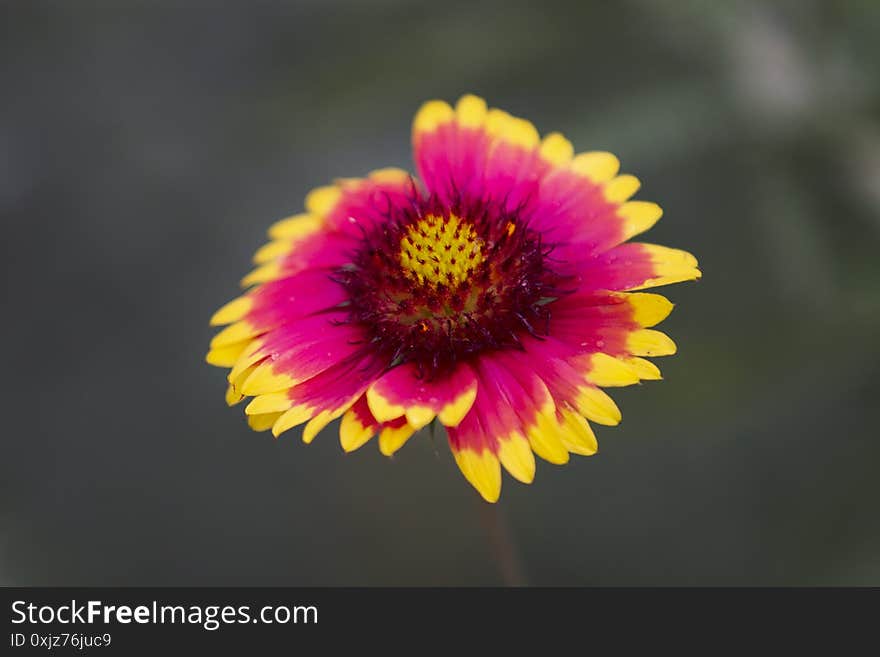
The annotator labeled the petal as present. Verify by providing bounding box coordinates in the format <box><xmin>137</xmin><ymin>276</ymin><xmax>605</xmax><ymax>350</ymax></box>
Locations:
<box><xmin>247</xmin><ymin>411</ymin><xmax>285</xmax><ymax>432</ymax></box>
<box><xmin>302</xmin><ymin>408</ymin><xmax>343</xmax><ymax>444</ymax></box>
<box><xmin>413</xmin><ymin>94</ymin><xmax>551</xmax><ymax>213</ymax></box>
<box><xmin>603</xmin><ymin>174</ymin><xmax>641</xmax><ymax>203</ymax></box>
<box><xmin>378</xmin><ymin>419</ymin><xmax>417</xmax><ymax>456</ymax></box>
<box><xmin>615</xmin><ymin>201</ymin><xmax>663</xmax><ymax>242</ymax></box>
<box><xmin>475</xmin><ymin>351</ymin><xmax>568</xmax><ymax>466</ymax></box>
<box><xmin>267</xmin><ymin>212</ymin><xmax>323</xmax><ymax>240</ymax></box>
<box><xmin>627</xmin><ymin>329</ymin><xmax>677</xmax><ymax>357</ymax></box>
<box><xmin>241</xmin><ymin>169</ymin><xmax>418</xmax><ymax>288</ymax></box>
<box><xmin>225</xmin><ymin>383</ymin><xmax>244</xmax><ymax>406</ymax></box>
<box><xmin>226</xmin><ymin>338</ymin><xmax>268</xmax><ymax>383</ymax></box>
<box><xmin>241</xmin><ymin>261</ymin><xmax>283</xmax><ymax>287</ymax></box>
<box><xmin>496</xmin><ymin>432</ymin><xmax>536</xmax><ymax>485</ymax></box>
<box><xmin>411</xmin><ymin>96</ymin><xmax>673</xmax><ymax>274</ymax></box>
<box><xmin>453</xmin><ymin>449</ymin><xmax>502</xmax><ymax>504</ymax></box>
<box><xmin>245</xmin><ymin>391</ymin><xmax>293</xmax><ymax>415</ymax></box>
<box><xmin>253</xmin><ymin>238</ymin><xmax>301</xmax><ymax>265</ymax></box>
<box><xmin>205</xmin><ymin>341</ymin><xmax>249</xmax><ymax>367</ymax></box>
<box><xmin>339</xmin><ymin>395</ymin><xmax>378</xmax><ymax>452</ymax></box>
<box><xmin>574</xmin><ymin>386</ymin><xmax>622</xmax><ymax>426</ymax></box>
<box><xmin>447</xmin><ymin>411</ymin><xmax>502</xmax><ymax>503</ymax></box>
<box><xmin>528</xmin><ymin>165</ymin><xmax>618</xmax><ymax>247</ymax></box>
<box><xmin>547</xmin><ymin>290</ymin><xmax>673</xmax><ymax>361</ymax></box>
<box><xmin>239</xmin><ymin>360</ymin><xmax>297</xmax><ymax>396</ymax></box>
<box><xmin>539</xmin><ymin>132</ymin><xmax>574</xmax><ymax>166</ymax></box>
<box><xmin>469</xmin><ymin>357</ymin><xmax>542</xmax><ymax>482</ymax></box>
<box><xmin>570</xmin><ymin>151</ymin><xmax>620</xmax><ymax>183</ymax></box>
<box><xmin>267</xmin><ymin>353</ymin><xmax>385</xmax><ymax>440</ymax></box>
<box><xmin>338</xmin><ymin>395</ymin><xmax>415</xmax><ymax>455</ymax></box>
<box><xmin>241</xmin><ymin>231</ymin><xmax>352</xmax><ymax>287</ymax></box>
<box><xmin>529</xmin><ymin>168</ymin><xmax>660</xmax><ymax>261</ymax></box>
<box><xmin>242</xmin><ymin>314</ymin><xmax>363</xmax><ymax>395</ymax></box>
<box><xmin>245</xmin><ymin>269</ymin><xmax>348</xmax><ymax>332</ymax></box>
<box><xmin>305</xmin><ymin>185</ymin><xmax>342</xmax><ymax>215</ymax></box>
<box><xmin>581</xmin><ymin>352</ymin><xmax>641</xmax><ymax>387</ymax></box>
<box><xmin>622</xmin><ymin>356</ymin><xmax>663</xmax><ymax>380</ymax></box>
<box><xmin>210</xmin><ymin>296</ymin><xmax>253</xmax><ymax>327</ymax></box>
<box><xmin>209</xmin><ymin>320</ymin><xmax>263</xmax><ymax>349</ymax></box>
<box><xmin>449</xmin><ymin>344</ymin><xmax>610</xmax><ymax>499</ymax></box>
<box><xmin>365</xmin><ymin>362</ymin><xmax>478</xmax><ymax>429</ymax></box>
<box><xmin>555</xmin><ymin>407</ymin><xmax>598</xmax><ymax>456</ymax></box>
<box><xmin>525</xmin><ymin>411</ymin><xmax>573</xmax><ymax>464</ymax></box>
<box><xmin>321</xmin><ymin>168</ymin><xmax>417</xmax><ymax>237</ymax></box>
<box><xmin>414</xmin><ymin>99</ymin><xmax>455</xmax><ymax>132</ymax></box>
<box><xmin>523</xmin><ymin>345</ymin><xmax>623</xmax><ymax>426</ymax></box>
<box><xmin>574</xmin><ymin>242</ymin><xmax>701</xmax><ymax>292</ymax></box>
<box><xmin>213</xmin><ymin>268</ymin><xmax>357</xmax><ymax>388</ymax></box>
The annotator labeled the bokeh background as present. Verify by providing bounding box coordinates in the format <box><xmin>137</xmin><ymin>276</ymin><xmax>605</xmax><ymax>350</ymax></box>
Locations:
<box><xmin>3</xmin><ymin>0</ymin><xmax>879</xmax><ymax>586</ymax></box>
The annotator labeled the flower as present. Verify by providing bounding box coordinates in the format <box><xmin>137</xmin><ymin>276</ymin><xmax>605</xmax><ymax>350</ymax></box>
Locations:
<box><xmin>206</xmin><ymin>94</ymin><xmax>700</xmax><ymax>502</ymax></box>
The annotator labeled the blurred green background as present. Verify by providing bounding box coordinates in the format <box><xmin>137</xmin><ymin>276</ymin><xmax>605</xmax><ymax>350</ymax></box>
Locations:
<box><xmin>2</xmin><ymin>0</ymin><xmax>879</xmax><ymax>585</ymax></box>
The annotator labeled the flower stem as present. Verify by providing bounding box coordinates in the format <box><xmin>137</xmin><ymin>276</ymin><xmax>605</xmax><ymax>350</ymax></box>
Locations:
<box><xmin>477</xmin><ymin>501</ymin><xmax>527</xmax><ymax>586</ymax></box>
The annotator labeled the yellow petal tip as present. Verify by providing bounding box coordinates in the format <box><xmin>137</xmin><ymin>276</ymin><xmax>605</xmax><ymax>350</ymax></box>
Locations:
<box><xmin>414</xmin><ymin>100</ymin><xmax>455</xmax><ymax>134</ymax></box>
<box><xmin>210</xmin><ymin>296</ymin><xmax>253</xmax><ymax>326</ymax></box>
<box><xmin>454</xmin><ymin>94</ymin><xmax>488</xmax><ymax>128</ymax></box>
<box><xmin>437</xmin><ymin>386</ymin><xmax>477</xmax><ymax>427</ymax></box>
<box><xmin>571</xmin><ymin>151</ymin><xmax>620</xmax><ymax>183</ymax></box>
<box><xmin>378</xmin><ymin>423</ymin><xmax>416</xmax><ymax>457</ymax></box>
<box><xmin>453</xmin><ymin>449</ymin><xmax>502</xmax><ymax>503</ymax></box>
<box><xmin>365</xmin><ymin>386</ymin><xmax>406</xmax><ymax>423</ymax></box>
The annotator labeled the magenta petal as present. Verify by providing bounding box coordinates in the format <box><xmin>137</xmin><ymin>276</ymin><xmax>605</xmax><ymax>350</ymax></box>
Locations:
<box><xmin>323</xmin><ymin>174</ymin><xmax>419</xmax><ymax>238</ymax></box>
<box><xmin>275</xmin><ymin>231</ymin><xmax>355</xmax><ymax>274</ymax></box>
<box><xmin>260</xmin><ymin>315</ymin><xmax>364</xmax><ymax>385</ymax></box>
<box><xmin>285</xmin><ymin>352</ymin><xmax>385</xmax><ymax>409</ymax></box>
<box><xmin>571</xmin><ymin>242</ymin><xmax>659</xmax><ymax>292</ymax></box>
<box><xmin>247</xmin><ymin>269</ymin><xmax>348</xmax><ymax>329</ymax></box>
<box><xmin>415</xmin><ymin>120</ymin><xmax>550</xmax><ymax>215</ymax></box>
<box><xmin>367</xmin><ymin>361</ymin><xmax>477</xmax><ymax>426</ymax></box>
<box><xmin>543</xmin><ymin>291</ymin><xmax>636</xmax><ymax>356</ymax></box>
<box><xmin>415</xmin><ymin>123</ymin><xmax>493</xmax><ymax>207</ymax></box>
<box><xmin>531</xmin><ymin>168</ymin><xmax>622</xmax><ymax>254</ymax></box>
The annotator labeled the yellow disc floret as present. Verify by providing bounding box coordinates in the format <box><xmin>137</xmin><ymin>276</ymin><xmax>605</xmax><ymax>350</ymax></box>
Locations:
<box><xmin>399</xmin><ymin>214</ymin><xmax>484</xmax><ymax>287</ymax></box>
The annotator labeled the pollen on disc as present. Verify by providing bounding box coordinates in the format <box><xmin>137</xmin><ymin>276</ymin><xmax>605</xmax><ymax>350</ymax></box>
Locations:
<box><xmin>398</xmin><ymin>214</ymin><xmax>485</xmax><ymax>287</ymax></box>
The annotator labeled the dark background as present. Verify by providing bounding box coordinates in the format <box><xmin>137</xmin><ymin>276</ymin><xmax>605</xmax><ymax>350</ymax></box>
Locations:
<box><xmin>2</xmin><ymin>0</ymin><xmax>879</xmax><ymax>585</ymax></box>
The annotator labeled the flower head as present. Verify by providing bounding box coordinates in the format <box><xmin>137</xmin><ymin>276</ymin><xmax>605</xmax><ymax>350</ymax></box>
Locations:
<box><xmin>207</xmin><ymin>95</ymin><xmax>700</xmax><ymax>502</ymax></box>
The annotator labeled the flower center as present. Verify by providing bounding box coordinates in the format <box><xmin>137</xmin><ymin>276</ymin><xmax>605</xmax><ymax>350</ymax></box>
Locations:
<box><xmin>336</xmin><ymin>197</ymin><xmax>566</xmax><ymax>378</ymax></box>
<box><xmin>399</xmin><ymin>214</ymin><xmax>484</xmax><ymax>287</ymax></box>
